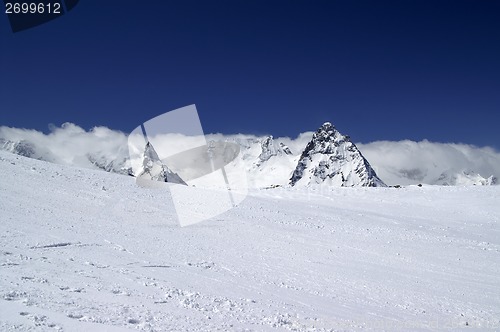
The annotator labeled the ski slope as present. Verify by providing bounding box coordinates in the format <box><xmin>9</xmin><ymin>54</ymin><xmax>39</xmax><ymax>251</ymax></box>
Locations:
<box><xmin>1</xmin><ymin>150</ymin><xmax>499</xmax><ymax>331</ymax></box>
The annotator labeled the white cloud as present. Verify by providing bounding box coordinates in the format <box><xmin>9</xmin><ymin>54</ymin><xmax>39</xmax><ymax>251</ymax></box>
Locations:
<box><xmin>357</xmin><ymin>140</ymin><xmax>500</xmax><ymax>185</ymax></box>
<box><xmin>0</xmin><ymin>123</ymin><xmax>129</xmax><ymax>169</ymax></box>
<box><xmin>1</xmin><ymin>123</ymin><xmax>498</xmax><ymax>186</ymax></box>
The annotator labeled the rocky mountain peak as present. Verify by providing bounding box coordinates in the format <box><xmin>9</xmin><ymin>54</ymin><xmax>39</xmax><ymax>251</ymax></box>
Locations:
<box><xmin>143</xmin><ymin>142</ymin><xmax>160</xmax><ymax>168</ymax></box>
<box><xmin>319</xmin><ymin>121</ymin><xmax>334</xmax><ymax>132</ymax></box>
<box><xmin>279</xmin><ymin>142</ymin><xmax>292</xmax><ymax>155</ymax></box>
<box><xmin>1</xmin><ymin>138</ymin><xmax>37</xmax><ymax>158</ymax></box>
<box><xmin>311</xmin><ymin>122</ymin><xmax>350</xmax><ymax>147</ymax></box>
<box><xmin>290</xmin><ymin>123</ymin><xmax>386</xmax><ymax>187</ymax></box>
<box><xmin>435</xmin><ymin>169</ymin><xmax>498</xmax><ymax>186</ymax></box>
<box><xmin>137</xmin><ymin>142</ymin><xmax>186</xmax><ymax>185</ymax></box>
<box><xmin>257</xmin><ymin>135</ymin><xmax>288</xmax><ymax>164</ymax></box>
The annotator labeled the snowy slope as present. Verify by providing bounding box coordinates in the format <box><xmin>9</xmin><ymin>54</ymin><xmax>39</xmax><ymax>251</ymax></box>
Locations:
<box><xmin>1</xmin><ymin>151</ymin><xmax>500</xmax><ymax>331</ymax></box>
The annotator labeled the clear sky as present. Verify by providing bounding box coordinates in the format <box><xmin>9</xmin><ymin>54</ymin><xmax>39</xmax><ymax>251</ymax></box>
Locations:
<box><xmin>1</xmin><ymin>1</ymin><xmax>499</xmax><ymax>148</ymax></box>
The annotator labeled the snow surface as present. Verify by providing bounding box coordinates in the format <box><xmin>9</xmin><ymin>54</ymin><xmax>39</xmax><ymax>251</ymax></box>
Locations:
<box><xmin>1</xmin><ymin>150</ymin><xmax>500</xmax><ymax>331</ymax></box>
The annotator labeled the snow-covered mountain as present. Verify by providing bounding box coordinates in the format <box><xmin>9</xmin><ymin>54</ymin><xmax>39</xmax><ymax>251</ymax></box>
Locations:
<box><xmin>136</xmin><ymin>142</ymin><xmax>186</xmax><ymax>185</ymax></box>
<box><xmin>0</xmin><ymin>123</ymin><xmax>498</xmax><ymax>187</ymax></box>
<box><xmin>290</xmin><ymin>123</ymin><xmax>386</xmax><ymax>187</ymax></box>
<box><xmin>256</xmin><ymin>135</ymin><xmax>292</xmax><ymax>166</ymax></box>
<box><xmin>434</xmin><ymin>169</ymin><xmax>497</xmax><ymax>186</ymax></box>
<box><xmin>86</xmin><ymin>152</ymin><xmax>133</xmax><ymax>176</ymax></box>
<box><xmin>0</xmin><ymin>138</ymin><xmax>54</xmax><ymax>161</ymax></box>
<box><xmin>0</xmin><ymin>131</ymin><xmax>132</xmax><ymax>176</ymax></box>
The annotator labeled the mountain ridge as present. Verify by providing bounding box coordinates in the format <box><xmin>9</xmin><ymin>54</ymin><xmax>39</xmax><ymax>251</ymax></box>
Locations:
<box><xmin>0</xmin><ymin>124</ymin><xmax>497</xmax><ymax>187</ymax></box>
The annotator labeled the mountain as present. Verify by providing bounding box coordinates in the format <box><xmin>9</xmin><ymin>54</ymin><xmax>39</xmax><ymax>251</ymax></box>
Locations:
<box><xmin>290</xmin><ymin>122</ymin><xmax>386</xmax><ymax>187</ymax></box>
<box><xmin>136</xmin><ymin>142</ymin><xmax>186</xmax><ymax>185</ymax></box>
<box><xmin>279</xmin><ymin>142</ymin><xmax>292</xmax><ymax>155</ymax></box>
<box><xmin>0</xmin><ymin>138</ymin><xmax>36</xmax><ymax>158</ymax></box>
<box><xmin>0</xmin><ymin>138</ymin><xmax>54</xmax><ymax>161</ymax></box>
<box><xmin>0</xmin><ymin>136</ymin><xmax>132</xmax><ymax>175</ymax></box>
<box><xmin>1</xmin><ymin>123</ymin><xmax>498</xmax><ymax>187</ymax></box>
<box><xmin>434</xmin><ymin>169</ymin><xmax>498</xmax><ymax>186</ymax></box>
<box><xmin>87</xmin><ymin>152</ymin><xmax>133</xmax><ymax>176</ymax></box>
<box><xmin>256</xmin><ymin>135</ymin><xmax>292</xmax><ymax>166</ymax></box>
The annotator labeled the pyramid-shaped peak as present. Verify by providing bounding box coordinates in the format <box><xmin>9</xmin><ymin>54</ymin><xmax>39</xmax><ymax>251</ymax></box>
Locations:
<box><xmin>145</xmin><ymin>141</ymin><xmax>154</xmax><ymax>151</ymax></box>
<box><xmin>144</xmin><ymin>141</ymin><xmax>161</xmax><ymax>162</ymax></box>
<box><xmin>139</xmin><ymin>141</ymin><xmax>186</xmax><ymax>185</ymax></box>
<box><xmin>315</xmin><ymin>122</ymin><xmax>340</xmax><ymax>136</ymax></box>
<box><xmin>262</xmin><ymin>135</ymin><xmax>274</xmax><ymax>144</ymax></box>
<box><xmin>311</xmin><ymin>122</ymin><xmax>348</xmax><ymax>145</ymax></box>
<box><xmin>290</xmin><ymin>122</ymin><xmax>385</xmax><ymax>187</ymax></box>
<box><xmin>320</xmin><ymin>122</ymin><xmax>334</xmax><ymax>130</ymax></box>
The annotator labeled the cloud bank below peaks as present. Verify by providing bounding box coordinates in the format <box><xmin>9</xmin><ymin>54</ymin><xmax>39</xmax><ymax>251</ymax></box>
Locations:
<box><xmin>357</xmin><ymin>140</ymin><xmax>500</xmax><ymax>186</ymax></box>
<box><xmin>0</xmin><ymin>123</ymin><xmax>498</xmax><ymax>186</ymax></box>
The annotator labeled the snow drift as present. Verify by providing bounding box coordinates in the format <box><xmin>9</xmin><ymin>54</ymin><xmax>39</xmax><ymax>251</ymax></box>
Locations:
<box><xmin>1</xmin><ymin>150</ymin><xmax>499</xmax><ymax>331</ymax></box>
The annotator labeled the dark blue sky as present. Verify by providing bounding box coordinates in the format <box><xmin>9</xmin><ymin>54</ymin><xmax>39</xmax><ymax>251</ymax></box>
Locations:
<box><xmin>1</xmin><ymin>1</ymin><xmax>499</xmax><ymax>148</ymax></box>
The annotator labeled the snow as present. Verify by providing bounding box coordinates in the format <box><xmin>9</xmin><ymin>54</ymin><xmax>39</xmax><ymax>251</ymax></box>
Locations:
<box><xmin>1</xmin><ymin>150</ymin><xmax>500</xmax><ymax>331</ymax></box>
